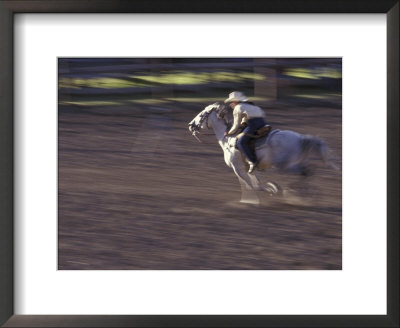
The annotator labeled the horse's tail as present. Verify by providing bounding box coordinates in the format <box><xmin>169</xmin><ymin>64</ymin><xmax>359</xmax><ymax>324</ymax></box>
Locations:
<box><xmin>301</xmin><ymin>135</ymin><xmax>340</xmax><ymax>171</ymax></box>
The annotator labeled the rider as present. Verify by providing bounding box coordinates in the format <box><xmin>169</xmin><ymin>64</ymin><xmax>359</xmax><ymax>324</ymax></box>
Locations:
<box><xmin>224</xmin><ymin>91</ymin><xmax>268</xmax><ymax>174</ymax></box>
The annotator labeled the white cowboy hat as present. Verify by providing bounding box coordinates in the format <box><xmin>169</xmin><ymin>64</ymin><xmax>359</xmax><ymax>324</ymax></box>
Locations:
<box><xmin>224</xmin><ymin>91</ymin><xmax>248</xmax><ymax>103</ymax></box>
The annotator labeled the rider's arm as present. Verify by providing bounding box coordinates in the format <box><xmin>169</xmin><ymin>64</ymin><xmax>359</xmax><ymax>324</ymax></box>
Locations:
<box><xmin>226</xmin><ymin>106</ymin><xmax>242</xmax><ymax>135</ymax></box>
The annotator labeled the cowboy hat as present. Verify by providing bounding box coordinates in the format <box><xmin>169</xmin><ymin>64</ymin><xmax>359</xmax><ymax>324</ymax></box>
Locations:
<box><xmin>224</xmin><ymin>91</ymin><xmax>248</xmax><ymax>103</ymax></box>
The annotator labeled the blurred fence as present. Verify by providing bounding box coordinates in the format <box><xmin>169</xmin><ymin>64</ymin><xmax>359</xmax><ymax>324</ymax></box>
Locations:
<box><xmin>58</xmin><ymin>58</ymin><xmax>342</xmax><ymax>105</ymax></box>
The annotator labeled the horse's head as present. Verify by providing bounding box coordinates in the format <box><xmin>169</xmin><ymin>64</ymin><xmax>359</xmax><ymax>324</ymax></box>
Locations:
<box><xmin>188</xmin><ymin>102</ymin><xmax>232</xmax><ymax>137</ymax></box>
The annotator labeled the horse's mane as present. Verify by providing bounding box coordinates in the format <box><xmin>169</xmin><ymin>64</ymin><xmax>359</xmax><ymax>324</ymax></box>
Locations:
<box><xmin>213</xmin><ymin>101</ymin><xmax>234</xmax><ymax>130</ymax></box>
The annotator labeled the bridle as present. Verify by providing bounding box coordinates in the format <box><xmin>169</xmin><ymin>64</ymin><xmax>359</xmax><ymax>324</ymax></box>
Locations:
<box><xmin>198</xmin><ymin>109</ymin><xmax>212</xmax><ymax>130</ymax></box>
<box><xmin>189</xmin><ymin>107</ymin><xmax>215</xmax><ymax>143</ymax></box>
<box><xmin>189</xmin><ymin>103</ymin><xmax>234</xmax><ymax>144</ymax></box>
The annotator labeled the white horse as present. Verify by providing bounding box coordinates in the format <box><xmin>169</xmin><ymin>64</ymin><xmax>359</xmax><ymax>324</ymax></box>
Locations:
<box><xmin>188</xmin><ymin>102</ymin><xmax>339</xmax><ymax>204</ymax></box>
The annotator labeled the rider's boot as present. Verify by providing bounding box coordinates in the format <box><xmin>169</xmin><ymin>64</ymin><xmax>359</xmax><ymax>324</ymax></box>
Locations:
<box><xmin>248</xmin><ymin>161</ymin><xmax>258</xmax><ymax>174</ymax></box>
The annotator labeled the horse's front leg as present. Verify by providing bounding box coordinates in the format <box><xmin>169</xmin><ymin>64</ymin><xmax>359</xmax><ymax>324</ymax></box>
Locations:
<box><xmin>231</xmin><ymin>164</ymin><xmax>260</xmax><ymax>204</ymax></box>
<box><xmin>228</xmin><ymin>152</ymin><xmax>263</xmax><ymax>204</ymax></box>
<box><xmin>230</xmin><ymin>151</ymin><xmax>280</xmax><ymax>197</ymax></box>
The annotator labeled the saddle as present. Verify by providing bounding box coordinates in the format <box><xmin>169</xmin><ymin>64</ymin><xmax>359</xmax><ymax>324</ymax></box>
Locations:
<box><xmin>235</xmin><ymin>125</ymin><xmax>272</xmax><ymax>153</ymax></box>
<box><xmin>252</xmin><ymin>125</ymin><xmax>272</xmax><ymax>139</ymax></box>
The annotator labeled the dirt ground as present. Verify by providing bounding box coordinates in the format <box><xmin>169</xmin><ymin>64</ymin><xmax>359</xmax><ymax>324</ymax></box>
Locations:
<box><xmin>58</xmin><ymin>101</ymin><xmax>342</xmax><ymax>270</ymax></box>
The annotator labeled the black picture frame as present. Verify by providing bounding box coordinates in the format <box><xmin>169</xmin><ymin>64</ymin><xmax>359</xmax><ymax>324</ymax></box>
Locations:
<box><xmin>0</xmin><ymin>1</ymin><xmax>398</xmax><ymax>327</ymax></box>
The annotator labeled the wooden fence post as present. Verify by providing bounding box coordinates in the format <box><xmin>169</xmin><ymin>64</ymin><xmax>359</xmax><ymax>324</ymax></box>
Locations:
<box><xmin>149</xmin><ymin>58</ymin><xmax>174</xmax><ymax>100</ymax></box>
<box><xmin>253</xmin><ymin>58</ymin><xmax>277</xmax><ymax>101</ymax></box>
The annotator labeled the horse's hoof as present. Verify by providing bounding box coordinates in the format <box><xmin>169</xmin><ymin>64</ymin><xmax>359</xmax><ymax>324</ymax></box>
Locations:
<box><xmin>240</xmin><ymin>199</ymin><xmax>260</xmax><ymax>205</ymax></box>
<box><xmin>265</xmin><ymin>182</ymin><xmax>280</xmax><ymax>195</ymax></box>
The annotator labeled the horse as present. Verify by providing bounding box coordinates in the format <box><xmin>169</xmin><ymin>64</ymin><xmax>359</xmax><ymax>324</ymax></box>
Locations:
<box><xmin>188</xmin><ymin>102</ymin><xmax>339</xmax><ymax>205</ymax></box>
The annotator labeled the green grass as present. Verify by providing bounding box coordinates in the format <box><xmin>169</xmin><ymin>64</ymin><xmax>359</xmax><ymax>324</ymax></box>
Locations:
<box><xmin>283</xmin><ymin>67</ymin><xmax>342</xmax><ymax>80</ymax></box>
<box><xmin>59</xmin><ymin>71</ymin><xmax>266</xmax><ymax>90</ymax></box>
<box><xmin>59</xmin><ymin>100</ymin><xmax>123</xmax><ymax>106</ymax></box>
